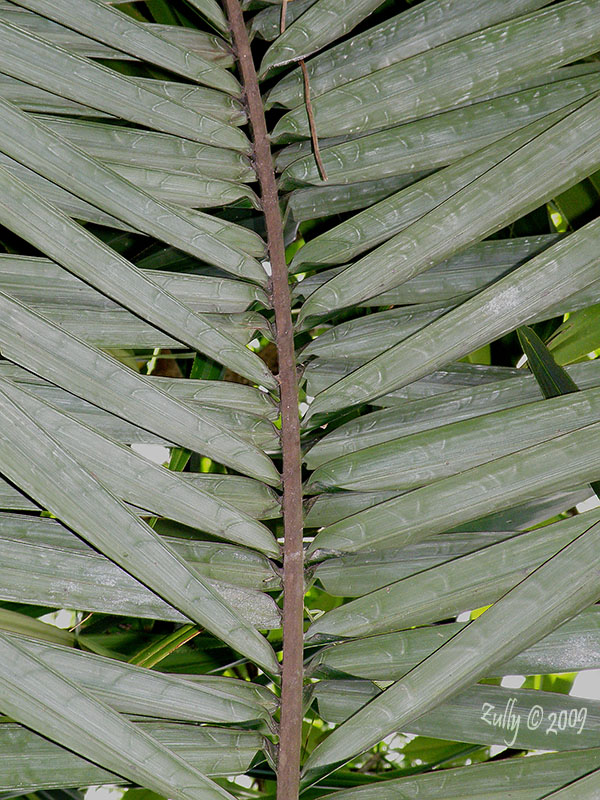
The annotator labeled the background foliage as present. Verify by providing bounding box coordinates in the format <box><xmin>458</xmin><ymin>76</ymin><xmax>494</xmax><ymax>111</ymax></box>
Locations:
<box><xmin>1</xmin><ymin>0</ymin><xmax>600</xmax><ymax>798</ymax></box>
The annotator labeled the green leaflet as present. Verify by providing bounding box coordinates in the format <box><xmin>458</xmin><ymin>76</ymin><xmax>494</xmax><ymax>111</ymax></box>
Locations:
<box><xmin>272</xmin><ymin>0</ymin><xmax>600</xmax><ymax>140</ymax></box>
<box><xmin>259</xmin><ymin>0</ymin><xmax>382</xmax><ymax>75</ymax></box>
<box><xmin>307</xmin><ymin>419</ymin><xmax>600</xmax><ymax>556</ymax></box>
<box><xmin>297</xmin><ymin>96</ymin><xmax>600</xmax><ymax>321</ymax></box>
<box><xmin>37</xmin><ymin>116</ymin><xmax>254</xmax><ymax>182</ymax></box>
<box><xmin>307</xmin><ymin>509</ymin><xmax>600</xmax><ymax>638</ymax></box>
<box><xmin>0</xmin><ymin>381</ymin><xmax>280</xmax><ymax>673</ymax></box>
<box><xmin>266</xmin><ymin>0</ymin><xmax>553</xmax><ymax>108</ymax></box>
<box><xmin>0</xmin><ymin>634</ymin><xmax>237</xmax><ymax>799</ymax></box>
<box><xmin>545</xmin><ymin>768</ymin><xmax>600</xmax><ymax>798</ymax></box>
<box><xmin>1</xmin><ymin>9</ymin><xmax>234</xmax><ymax>65</ymax></box>
<box><xmin>184</xmin><ymin>0</ymin><xmax>230</xmax><ymax>37</ymax></box>
<box><xmin>318</xmin><ymin>748</ymin><xmax>600</xmax><ymax>800</ymax></box>
<box><xmin>8</xmin><ymin>631</ymin><xmax>273</xmax><ymax>723</ymax></box>
<box><xmin>279</xmin><ymin>73</ymin><xmax>600</xmax><ymax>189</ymax></box>
<box><xmin>286</xmin><ymin>173</ymin><xmax>423</xmax><ymax>223</ymax></box>
<box><xmin>0</xmin><ymin>168</ymin><xmax>276</xmax><ymax>388</ymax></box>
<box><xmin>0</xmin><ymin>380</ymin><xmax>279</xmax><ymax>554</ymax></box>
<box><xmin>250</xmin><ymin>0</ymin><xmax>316</xmax><ymax>42</ymax></box>
<box><xmin>0</xmin><ymin>516</ymin><xmax>281</xmax><ymax>627</ymax></box>
<box><xmin>0</xmin><ymin>720</ymin><xmax>262</xmax><ymax>790</ymax></box>
<box><xmin>0</xmin><ymin>20</ymin><xmax>245</xmax><ymax>145</ymax></box>
<box><xmin>300</xmin><ymin>306</ymin><xmax>450</xmax><ymax>365</ymax></box>
<box><xmin>0</xmin><ymin>513</ymin><xmax>278</xmax><ymax>591</ymax></box>
<box><xmin>291</xmin><ymin>100</ymin><xmax>587</xmax><ymax>275</ymax></box>
<box><xmin>313</xmin><ymin>681</ymin><xmax>600</xmax><ymax>750</ymax></box>
<box><xmin>306</xmin><ymin>387</ymin><xmax>600</xmax><ymax>493</ymax></box>
<box><xmin>0</xmin><ymin>296</ymin><xmax>279</xmax><ymax>485</ymax></box>
<box><xmin>313</xmin><ymin>532</ymin><xmax>516</xmax><ymax>597</ymax></box>
<box><xmin>0</xmin><ymin>98</ymin><xmax>264</xmax><ymax>281</ymax></box>
<box><xmin>305</xmin><ymin>212</ymin><xmax>600</xmax><ymax>420</ymax></box>
<box><xmin>10</xmin><ymin>0</ymin><xmax>238</xmax><ymax>91</ymax></box>
<box><xmin>308</xmin><ymin>606</ymin><xmax>600</xmax><ymax>680</ymax></box>
<box><xmin>293</xmin><ymin>234</ymin><xmax>559</xmax><ymax>297</ymax></box>
<box><xmin>518</xmin><ymin>325</ymin><xmax>580</xmax><ymax>395</ymax></box>
<box><xmin>301</xmin><ymin>517</ymin><xmax>600</xmax><ymax>782</ymax></box>
<box><xmin>547</xmin><ymin>304</ymin><xmax>600</xmax><ymax>364</ymax></box>
<box><xmin>0</xmin><ymin>255</ymin><xmax>268</xmax><ymax>314</ymax></box>
<box><xmin>305</xmin><ymin>359</ymin><xmax>600</xmax><ymax>468</ymax></box>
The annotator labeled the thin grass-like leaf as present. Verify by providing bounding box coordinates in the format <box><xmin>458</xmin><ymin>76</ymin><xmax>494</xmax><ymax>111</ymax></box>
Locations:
<box><xmin>302</xmin><ymin>517</ymin><xmax>600</xmax><ymax>781</ymax></box>
<box><xmin>0</xmin><ymin>381</ymin><xmax>280</xmax><ymax>672</ymax></box>
<box><xmin>10</xmin><ymin>0</ymin><xmax>237</xmax><ymax>91</ymax></box>
<box><xmin>273</xmin><ymin>0</ymin><xmax>600</xmax><ymax>140</ymax></box>
<box><xmin>0</xmin><ymin>20</ymin><xmax>244</xmax><ymax>143</ymax></box>
<box><xmin>0</xmin><ymin>381</ymin><xmax>279</xmax><ymax>553</ymax></box>
<box><xmin>266</xmin><ymin>0</ymin><xmax>554</xmax><ymax>108</ymax></box>
<box><xmin>0</xmin><ymin>634</ymin><xmax>238</xmax><ymax>799</ymax></box>
<box><xmin>305</xmin><ymin>213</ymin><xmax>600</xmax><ymax>419</ymax></box>
<box><xmin>0</xmin><ymin>297</ymin><xmax>279</xmax><ymax>485</ymax></box>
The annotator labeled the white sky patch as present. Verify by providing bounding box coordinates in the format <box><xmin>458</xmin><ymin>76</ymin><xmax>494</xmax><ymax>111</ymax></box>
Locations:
<box><xmin>85</xmin><ymin>786</ymin><xmax>125</xmax><ymax>800</ymax></box>
<box><xmin>576</xmin><ymin>494</ymin><xmax>600</xmax><ymax>513</ymax></box>
<box><xmin>501</xmin><ymin>674</ymin><xmax>525</xmax><ymax>689</ymax></box>
<box><xmin>130</xmin><ymin>443</ymin><xmax>170</xmax><ymax>466</ymax></box>
<box><xmin>570</xmin><ymin>669</ymin><xmax>600</xmax><ymax>701</ymax></box>
<box><xmin>38</xmin><ymin>609</ymin><xmax>77</xmax><ymax>629</ymax></box>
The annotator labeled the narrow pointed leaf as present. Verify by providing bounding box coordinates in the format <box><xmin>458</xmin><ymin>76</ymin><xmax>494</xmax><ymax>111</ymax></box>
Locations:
<box><xmin>307</xmin><ymin>387</ymin><xmax>600</xmax><ymax>493</ymax></box>
<box><xmin>0</xmin><ymin>720</ymin><xmax>262</xmax><ymax>790</ymax></box>
<box><xmin>184</xmin><ymin>0</ymin><xmax>230</xmax><ymax>36</ymax></box>
<box><xmin>518</xmin><ymin>325</ymin><xmax>580</xmax><ymax>396</ymax></box>
<box><xmin>0</xmin><ymin>522</ymin><xmax>281</xmax><ymax>627</ymax></box>
<box><xmin>10</xmin><ymin>631</ymin><xmax>273</xmax><ymax>723</ymax></box>
<box><xmin>313</xmin><ymin>532</ymin><xmax>516</xmax><ymax>597</ymax></box>
<box><xmin>313</xmin><ymin>681</ymin><xmax>600</xmax><ymax>750</ymax></box>
<box><xmin>547</xmin><ymin>303</ymin><xmax>600</xmax><ymax>364</ymax></box>
<box><xmin>0</xmin><ymin>295</ymin><xmax>280</xmax><ymax>485</ymax></box>
<box><xmin>306</xmin><ymin>213</ymin><xmax>600</xmax><ymax>419</ymax></box>
<box><xmin>298</xmin><ymin>96</ymin><xmax>600</xmax><ymax>322</ymax></box>
<box><xmin>280</xmin><ymin>74</ymin><xmax>600</xmax><ymax>189</ymax></box>
<box><xmin>0</xmin><ymin>255</ymin><xmax>267</xmax><ymax>314</ymax></box>
<box><xmin>0</xmin><ymin>99</ymin><xmax>265</xmax><ymax>281</ymax></box>
<box><xmin>0</xmin><ymin>512</ymin><xmax>279</xmax><ymax>591</ymax></box>
<box><xmin>307</xmin><ymin>509</ymin><xmax>600</xmax><ymax>638</ymax></box>
<box><xmin>309</xmin><ymin>606</ymin><xmax>600</xmax><ymax>681</ymax></box>
<box><xmin>259</xmin><ymin>0</ymin><xmax>383</xmax><ymax>76</ymax></box>
<box><xmin>0</xmin><ymin>6</ymin><xmax>234</xmax><ymax>64</ymax></box>
<box><xmin>38</xmin><ymin>115</ymin><xmax>254</xmax><ymax>181</ymax></box>
<box><xmin>250</xmin><ymin>0</ymin><xmax>316</xmax><ymax>42</ymax></box>
<box><xmin>0</xmin><ymin>382</ymin><xmax>280</xmax><ymax>673</ymax></box>
<box><xmin>10</xmin><ymin>0</ymin><xmax>238</xmax><ymax>92</ymax></box>
<box><xmin>302</xmin><ymin>517</ymin><xmax>600</xmax><ymax>781</ymax></box>
<box><xmin>273</xmin><ymin>0</ymin><xmax>600</xmax><ymax>140</ymax></box>
<box><xmin>0</xmin><ymin>168</ymin><xmax>276</xmax><ymax>388</ymax></box>
<box><xmin>267</xmin><ymin>0</ymin><xmax>554</xmax><ymax>108</ymax></box>
<box><xmin>291</xmin><ymin>102</ymin><xmax>583</xmax><ymax>275</ymax></box>
<box><xmin>320</xmin><ymin>748</ymin><xmax>600</xmax><ymax>800</ymax></box>
<box><xmin>0</xmin><ymin>20</ymin><xmax>244</xmax><ymax>144</ymax></box>
<box><xmin>0</xmin><ymin>634</ymin><xmax>237</xmax><ymax>800</ymax></box>
<box><xmin>308</xmin><ymin>419</ymin><xmax>600</xmax><ymax>556</ymax></box>
<box><xmin>1</xmin><ymin>380</ymin><xmax>279</xmax><ymax>554</ymax></box>
<box><xmin>305</xmin><ymin>359</ymin><xmax>600</xmax><ymax>468</ymax></box>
